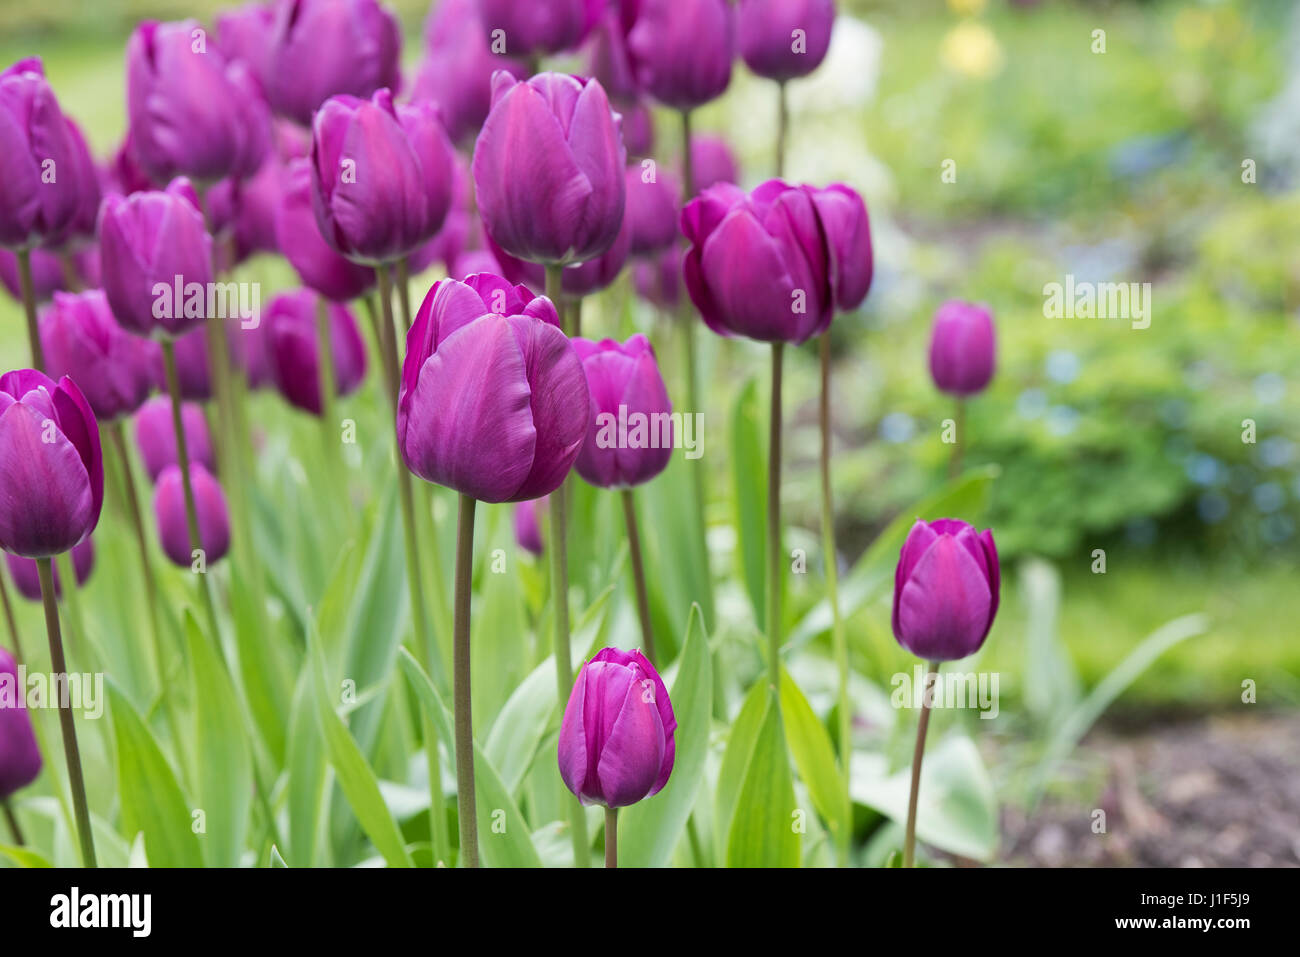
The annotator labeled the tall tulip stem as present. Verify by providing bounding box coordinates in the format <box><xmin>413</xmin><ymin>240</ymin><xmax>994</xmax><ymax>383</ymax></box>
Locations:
<box><xmin>776</xmin><ymin>81</ymin><xmax>789</xmax><ymax>178</ymax></box>
<box><xmin>0</xmin><ymin>567</ymin><xmax>22</xmax><ymax>664</ymax></box>
<box><xmin>903</xmin><ymin>659</ymin><xmax>941</xmax><ymax>868</ymax></box>
<box><xmin>15</xmin><ymin>248</ymin><xmax>44</xmax><ymax>369</ymax></box>
<box><xmin>605</xmin><ymin>807</ymin><xmax>618</xmax><ymax>869</ymax></box>
<box><xmin>948</xmin><ymin>398</ymin><xmax>966</xmax><ymax>479</ymax></box>
<box><xmin>36</xmin><ymin>558</ymin><xmax>96</xmax><ymax>868</ymax></box>
<box><xmin>2</xmin><ymin>798</ymin><xmax>23</xmax><ymax>846</ymax></box>
<box><xmin>620</xmin><ymin>489</ymin><xmax>656</xmax><ymax>665</ymax></box>
<box><xmin>452</xmin><ymin>493</ymin><xmax>479</xmax><ymax>868</ymax></box>
<box><xmin>766</xmin><ymin>343</ymin><xmax>784</xmax><ymax>690</ymax></box>
<box><xmin>395</xmin><ymin>258</ymin><xmax>414</xmax><ymax>331</ymax></box>
<box><xmin>315</xmin><ymin>296</ymin><xmax>339</xmax><ymax>454</ymax></box>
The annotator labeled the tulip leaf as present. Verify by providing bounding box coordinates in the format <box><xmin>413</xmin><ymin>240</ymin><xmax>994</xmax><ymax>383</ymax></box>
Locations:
<box><xmin>0</xmin><ymin>844</ymin><xmax>53</xmax><ymax>868</ymax></box>
<box><xmin>779</xmin><ymin>668</ymin><xmax>850</xmax><ymax>852</ymax></box>
<box><xmin>713</xmin><ymin>678</ymin><xmax>771</xmax><ymax>862</ymax></box>
<box><xmin>472</xmin><ymin>506</ymin><xmax>529</xmax><ymax>730</ymax></box>
<box><xmin>730</xmin><ymin>377</ymin><xmax>768</xmax><ymax>630</ymax></box>
<box><xmin>725</xmin><ymin>689</ymin><xmax>801</xmax><ymax>868</ymax></box>
<box><xmin>107</xmin><ymin>679</ymin><xmax>205</xmax><ymax>869</ymax></box>
<box><xmin>619</xmin><ymin>604</ymin><xmax>713</xmax><ymax>867</ymax></box>
<box><xmin>229</xmin><ymin>557</ymin><xmax>293</xmax><ymax>765</ymax></box>
<box><xmin>286</xmin><ymin>667</ymin><xmax>328</xmax><ymax>867</ymax></box>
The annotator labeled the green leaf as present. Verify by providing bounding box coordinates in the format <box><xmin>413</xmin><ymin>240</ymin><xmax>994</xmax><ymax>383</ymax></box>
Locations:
<box><xmin>713</xmin><ymin>678</ymin><xmax>770</xmax><ymax>862</ymax></box>
<box><xmin>0</xmin><ymin>844</ymin><xmax>52</xmax><ymax>867</ymax></box>
<box><xmin>268</xmin><ymin>845</ymin><xmax>288</xmax><ymax>868</ymax></box>
<box><xmin>286</xmin><ymin>668</ymin><xmax>327</xmax><ymax>867</ymax></box>
<box><xmin>725</xmin><ymin>690</ymin><xmax>800</xmax><ymax>867</ymax></box>
<box><xmin>107</xmin><ymin>680</ymin><xmax>204</xmax><ymax>868</ymax></box>
<box><xmin>729</xmin><ymin>378</ymin><xmax>767</xmax><ymax>629</ymax></box>
<box><xmin>230</xmin><ymin>538</ymin><xmax>293</xmax><ymax>765</ymax></box>
<box><xmin>779</xmin><ymin>668</ymin><xmax>850</xmax><ymax>850</ymax></box>
<box><xmin>619</xmin><ymin>604</ymin><xmax>713</xmax><ymax>867</ymax></box>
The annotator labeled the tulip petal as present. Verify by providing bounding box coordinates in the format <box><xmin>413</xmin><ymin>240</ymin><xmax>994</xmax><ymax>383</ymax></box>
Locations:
<box><xmin>896</xmin><ymin>534</ymin><xmax>993</xmax><ymax>661</ymax></box>
<box><xmin>0</xmin><ymin>402</ymin><xmax>93</xmax><ymax>557</ymax></box>
<box><xmin>595</xmin><ymin>673</ymin><xmax>667</xmax><ymax>808</ymax></box>
<box><xmin>556</xmin><ymin>662</ymin><xmax>591</xmax><ymax>800</ymax></box>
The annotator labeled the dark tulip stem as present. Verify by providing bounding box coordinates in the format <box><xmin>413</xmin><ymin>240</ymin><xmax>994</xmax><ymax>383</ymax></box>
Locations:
<box><xmin>948</xmin><ymin>398</ymin><xmax>966</xmax><ymax>480</ymax></box>
<box><xmin>395</xmin><ymin>258</ymin><xmax>414</xmax><ymax>331</ymax></box>
<box><xmin>620</xmin><ymin>489</ymin><xmax>656</xmax><ymax>665</ymax></box>
<box><xmin>570</xmin><ymin>296</ymin><xmax>583</xmax><ymax>338</ymax></box>
<box><xmin>605</xmin><ymin>807</ymin><xmax>618</xmax><ymax>869</ymax></box>
<box><xmin>452</xmin><ymin>493</ymin><xmax>479</xmax><ymax>868</ymax></box>
<box><xmin>680</xmin><ymin>109</ymin><xmax>694</xmax><ymax>200</ymax></box>
<box><xmin>2</xmin><ymin>798</ymin><xmax>23</xmax><ymax>846</ymax></box>
<box><xmin>776</xmin><ymin>81</ymin><xmax>789</xmax><ymax>179</ymax></box>
<box><xmin>16</xmin><ymin>248</ymin><xmax>44</xmax><ymax>370</ymax></box>
<box><xmin>315</xmin><ymin>295</ymin><xmax>338</xmax><ymax>454</ymax></box>
<box><xmin>58</xmin><ymin>252</ymin><xmax>81</xmax><ymax>293</ymax></box>
<box><xmin>766</xmin><ymin>343</ymin><xmax>784</xmax><ymax>691</ymax></box>
<box><xmin>36</xmin><ymin>558</ymin><xmax>96</xmax><ymax>868</ymax></box>
<box><xmin>903</xmin><ymin>659</ymin><xmax>941</xmax><ymax>868</ymax></box>
<box><xmin>0</xmin><ymin>566</ymin><xmax>23</xmax><ymax>665</ymax></box>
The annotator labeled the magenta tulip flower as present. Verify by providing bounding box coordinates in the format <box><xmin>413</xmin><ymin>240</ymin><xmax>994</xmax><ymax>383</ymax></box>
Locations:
<box><xmin>626</xmin><ymin>0</ymin><xmax>734</xmax><ymax>112</ymax></box>
<box><xmin>215</xmin><ymin>2</ymin><xmax>276</xmax><ymax>94</ymax></box>
<box><xmin>0</xmin><ymin>370</ymin><xmax>102</xmax><ymax>558</ymax></box>
<box><xmin>0</xmin><ymin>648</ymin><xmax>42</xmax><ymax>800</ymax></box>
<box><xmin>50</xmin><ymin>117</ymin><xmax>102</xmax><ymax>250</ymax></box>
<box><xmin>892</xmin><ymin>519</ymin><xmax>1000</xmax><ymax>661</ymax></box>
<box><xmin>277</xmin><ymin>158</ymin><xmax>375</xmax><ymax>301</ymax></box>
<box><xmin>228</xmin><ymin>315</ymin><xmax>272</xmax><ymax>390</ymax></box>
<box><xmin>0</xmin><ymin>59</ymin><xmax>81</xmax><ymax>250</ymax></box>
<box><xmin>476</xmin><ymin>0</ymin><xmax>604</xmax><ymax>57</ymax></box>
<box><xmin>689</xmin><ymin>134</ymin><xmax>740</xmax><ymax>191</ymax></box>
<box><xmin>587</xmin><ymin>7</ymin><xmax>640</xmax><ymax>105</ymax></box>
<box><xmin>397</xmin><ymin>274</ymin><xmax>588</xmax><ymax>503</ymax></box>
<box><xmin>514</xmin><ymin>496</ymin><xmax>546</xmax><ymax>556</ymax></box>
<box><xmin>737</xmin><ymin>0</ymin><xmax>835</xmax><ymax>82</ymax></box>
<box><xmin>0</xmin><ymin>248</ymin><xmax>66</xmax><ymax>304</ymax></box>
<box><xmin>622</xmin><ymin>101</ymin><xmax>655</xmax><ymax>156</ymax></box>
<box><xmin>108</xmin><ymin>134</ymin><xmax>159</xmax><ymax>196</ymax></box>
<box><xmin>39</xmin><ymin>290</ymin><xmax>160</xmax><ymax>422</ymax></box>
<box><xmin>98</xmin><ymin>178</ymin><xmax>214</xmax><ymax>339</ymax></box>
<box><xmin>557</xmin><ymin>647</ymin><xmax>676</xmax><ymax>808</ymax></box>
<box><xmin>265</xmin><ymin>289</ymin><xmax>367</xmax><ymax>415</ymax></box>
<box><xmin>813</xmin><ymin>183</ymin><xmax>873</xmax><ymax>311</ymax></box>
<box><xmin>134</xmin><ymin>396</ymin><xmax>215</xmax><ymax>482</ymax></box>
<box><xmin>632</xmin><ymin>246</ymin><xmax>682</xmax><ymax>311</ymax></box>
<box><xmin>153</xmin><ymin>463</ymin><xmax>230</xmax><ymax>567</ymax></box>
<box><xmin>265</xmin><ymin>0</ymin><xmax>402</xmax><ymax>126</ymax></box>
<box><xmin>472</xmin><ymin>72</ymin><xmax>626</xmax><ymax>266</ymax></box>
<box><xmin>161</xmin><ymin>327</ymin><xmax>213</xmax><ymax>401</ymax></box>
<box><xmin>573</xmin><ymin>335</ymin><xmax>673</xmax><ymax>488</ymax></box>
<box><xmin>4</xmin><ymin>537</ymin><xmax>94</xmax><ymax>602</ymax></box>
<box><xmin>625</xmin><ymin>163</ymin><xmax>681</xmax><ymax>258</ymax></box>
<box><xmin>487</xmin><ymin>207</ymin><xmax>632</xmax><ymax>299</ymax></box>
<box><xmin>928</xmin><ymin>300</ymin><xmax>996</xmax><ymax>397</ymax></box>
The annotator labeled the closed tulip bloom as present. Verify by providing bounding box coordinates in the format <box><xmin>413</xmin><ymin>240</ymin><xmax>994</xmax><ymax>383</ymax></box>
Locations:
<box><xmin>0</xmin><ymin>248</ymin><xmax>65</xmax><ymax>304</ymax></box>
<box><xmin>587</xmin><ymin>8</ymin><xmax>640</xmax><ymax>104</ymax></box>
<box><xmin>626</xmin><ymin>164</ymin><xmax>680</xmax><ymax>257</ymax></box>
<box><xmin>812</xmin><ymin>183</ymin><xmax>873</xmax><ymax>311</ymax></box>
<box><xmin>0</xmin><ymin>648</ymin><xmax>42</xmax><ymax>800</ymax></box>
<box><xmin>277</xmin><ymin>159</ymin><xmax>375</xmax><ymax>301</ymax></box>
<box><xmin>4</xmin><ymin>537</ymin><xmax>94</xmax><ymax>602</ymax></box>
<box><xmin>557</xmin><ymin>647</ymin><xmax>676</xmax><ymax>808</ymax></box>
<box><xmin>50</xmin><ymin>117</ymin><xmax>102</xmax><ymax>249</ymax></box>
<box><xmin>632</xmin><ymin>246</ymin><xmax>681</xmax><ymax>310</ymax></box>
<box><xmin>477</xmin><ymin>0</ymin><xmax>603</xmax><ymax>57</ymax></box>
<box><xmin>160</xmin><ymin>327</ymin><xmax>213</xmax><ymax>401</ymax></box>
<box><xmin>109</xmin><ymin>134</ymin><xmax>159</xmax><ymax>196</ymax></box>
<box><xmin>738</xmin><ymin>0</ymin><xmax>836</xmax><ymax>82</ymax></box>
<box><xmin>398</xmin><ymin>274</ymin><xmax>589</xmax><ymax>503</ymax></box>
<box><xmin>621</xmin><ymin>100</ymin><xmax>655</xmax><ymax>156</ymax></box>
<box><xmin>689</xmin><ymin>134</ymin><xmax>740</xmax><ymax>191</ymax></box>
<box><xmin>0</xmin><ymin>370</ymin><xmax>102</xmax><ymax>558</ymax></box>
<box><xmin>472</xmin><ymin>72</ymin><xmax>626</xmax><ymax>266</ymax></box>
<box><xmin>573</xmin><ymin>335</ymin><xmax>672</xmax><ymax>488</ymax></box>
<box><xmin>627</xmin><ymin>0</ymin><xmax>734</xmax><ymax>112</ymax></box>
<box><xmin>928</xmin><ymin>300</ymin><xmax>995</xmax><ymax>396</ymax></box>
<box><xmin>513</xmin><ymin>495</ymin><xmax>546</xmax><ymax>555</ymax></box>
<box><xmin>228</xmin><ymin>317</ymin><xmax>272</xmax><ymax>390</ymax></box>
<box><xmin>0</xmin><ymin>59</ymin><xmax>81</xmax><ymax>249</ymax></box>
<box><xmin>310</xmin><ymin>90</ymin><xmax>454</xmax><ymax>265</ymax></box>
<box><xmin>154</xmin><ymin>463</ymin><xmax>230</xmax><ymax>567</ymax></box>
<box><xmin>40</xmin><ymin>290</ymin><xmax>160</xmax><ymax>422</ymax></box>
<box><xmin>126</xmin><ymin>20</ymin><xmax>270</xmax><ymax>184</ymax></box>
<box><xmin>487</xmin><ymin>206</ymin><xmax>632</xmax><ymax>298</ymax></box>
<box><xmin>892</xmin><ymin>518</ymin><xmax>999</xmax><ymax>661</ymax></box>
<box><xmin>215</xmin><ymin>2</ymin><xmax>276</xmax><ymax>94</ymax></box>
<box><xmin>265</xmin><ymin>290</ymin><xmax>367</xmax><ymax>415</ymax></box>
<box><xmin>266</xmin><ymin>0</ymin><xmax>403</xmax><ymax>126</ymax></box>
<box><xmin>99</xmin><ymin>178</ymin><xmax>214</xmax><ymax>339</ymax></box>
<box><xmin>134</xmin><ymin>395</ymin><xmax>215</xmax><ymax>482</ymax></box>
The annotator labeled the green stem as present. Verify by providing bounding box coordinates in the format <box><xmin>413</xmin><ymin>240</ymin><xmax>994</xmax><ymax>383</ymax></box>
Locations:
<box><xmin>776</xmin><ymin>81</ymin><xmax>789</xmax><ymax>178</ymax></box>
<box><xmin>620</xmin><ymin>489</ymin><xmax>656</xmax><ymax>665</ymax></box>
<box><xmin>36</xmin><ymin>558</ymin><xmax>96</xmax><ymax>867</ymax></box>
<box><xmin>315</xmin><ymin>295</ymin><xmax>338</xmax><ymax>453</ymax></box>
<box><xmin>903</xmin><ymin>659</ymin><xmax>941</xmax><ymax>868</ymax></box>
<box><xmin>0</xmin><ymin>565</ymin><xmax>23</xmax><ymax>665</ymax></box>
<box><xmin>395</xmin><ymin>258</ymin><xmax>414</xmax><ymax>331</ymax></box>
<box><xmin>605</xmin><ymin>807</ymin><xmax>618</xmax><ymax>869</ymax></box>
<box><xmin>766</xmin><ymin>343</ymin><xmax>784</xmax><ymax>691</ymax></box>
<box><xmin>16</xmin><ymin>248</ymin><xmax>44</xmax><ymax>369</ymax></box>
<box><xmin>2</xmin><ymin>798</ymin><xmax>22</xmax><ymax>846</ymax></box>
<box><xmin>452</xmin><ymin>493</ymin><xmax>479</xmax><ymax>868</ymax></box>
<box><xmin>424</xmin><ymin>712</ymin><xmax>450</xmax><ymax>867</ymax></box>
<box><xmin>948</xmin><ymin>398</ymin><xmax>966</xmax><ymax>480</ymax></box>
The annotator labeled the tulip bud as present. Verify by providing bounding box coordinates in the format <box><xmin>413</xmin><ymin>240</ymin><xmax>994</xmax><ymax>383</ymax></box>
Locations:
<box><xmin>689</xmin><ymin>134</ymin><xmax>741</xmax><ymax>191</ymax></box>
<box><xmin>632</xmin><ymin>246</ymin><xmax>682</xmax><ymax>311</ymax></box>
<box><xmin>98</xmin><ymin>178</ymin><xmax>214</xmax><ymax>340</ymax></box>
<box><xmin>627</xmin><ymin>0</ymin><xmax>735</xmax><ymax>112</ymax></box>
<box><xmin>50</xmin><ymin>117</ymin><xmax>102</xmax><ymax>250</ymax></box>
<box><xmin>0</xmin><ymin>370</ymin><xmax>103</xmax><ymax>558</ymax></box>
<box><xmin>811</xmin><ymin>183</ymin><xmax>873</xmax><ymax>311</ymax></box>
<box><xmin>40</xmin><ymin>290</ymin><xmax>160</xmax><ymax>422</ymax></box>
<box><xmin>228</xmin><ymin>314</ymin><xmax>272</xmax><ymax>390</ymax></box>
<box><xmin>625</xmin><ymin>164</ymin><xmax>681</xmax><ymax>258</ymax></box>
<box><xmin>738</xmin><ymin>0</ymin><xmax>836</xmax><ymax>82</ymax></box>
<box><xmin>0</xmin><ymin>59</ymin><xmax>81</xmax><ymax>250</ymax></box>
<box><xmin>265</xmin><ymin>0</ymin><xmax>403</xmax><ymax>127</ymax></box>
<box><xmin>398</xmin><ymin>275</ymin><xmax>588</xmax><ymax>503</ymax></box>
<box><xmin>621</xmin><ymin>101</ymin><xmax>655</xmax><ymax>157</ymax></box>
<box><xmin>134</xmin><ymin>396</ymin><xmax>216</xmax><ymax>482</ymax></box>
<box><xmin>587</xmin><ymin>7</ymin><xmax>639</xmax><ymax>105</ymax></box>
<box><xmin>573</xmin><ymin>335</ymin><xmax>673</xmax><ymax>488</ymax></box>
<box><xmin>928</xmin><ymin>300</ymin><xmax>996</xmax><ymax>397</ymax></box>
<box><xmin>0</xmin><ymin>648</ymin><xmax>42</xmax><ymax>801</ymax></box>
<box><xmin>4</xmin><ymin>537</ymin><xmax>94</xmax><ymax>602</ymax></box>
<box><xmin>277</xmin><ymin>159</ymin><xmax>376</xmax><ymax>301</ymax></box>
<box><xmin>109</xmin><ymin>134</ymin><xmax>159</xmax><ymax>196</ymax></box>
<box><xmin>557</xmin><ymin>647</ymin><xmax>676</xmax><ymax>808</ymax></box>
<box><xmin>892</xmin><ymin>519</ymin><xmax>1000</xmax><ymax>661</ymax></box>
<box><xmin>513</xmin><ymin>496</ymin><xmax>546</xmax><ymax>556</ymax></box>
<box><xmin>215</xmin><ymin>2</ymin><xmax>276</xmax><ymax>95</ymax></box>
<box><xmin>472</xmin><ymin>72</ymin><xmax>625</xmax><ymax>266</ymax></box>
<box><xmin>477</xmin><ymin>0</ymin><xmax>603</xmax><ymax>58</ymax></box>
<box><xmin>153</xmin><ymin>463</ymin><xmax>231</xmax><ymax>567</ymax></box>
<box><xmin>265</xmin><ymin>289</ymin><xmax>367</xmax><ymax>415</ymax></box>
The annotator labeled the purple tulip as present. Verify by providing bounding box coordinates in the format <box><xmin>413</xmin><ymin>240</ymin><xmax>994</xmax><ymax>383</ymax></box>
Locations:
<box><xmin>0</xmin><ymin>648</ymin><xmax>42</xmax><ymax>800</ymax></box>
<box><xmin>265</xmin><ymin>0</ymin><xmax>403</xmax><ymax>127</ymax></box>
<box><xmin>215</xmin><ymin>2</ymin><xmax>277</xmax><ymax>95</ymax></box>
<box><xmin>126</xmin><ymin>20</ymin><xmax>270</xmax><ymax>185</ymax></box>
<box><xmin>310</xmin><ymin>90</ymin><xmax>455</xmax><ymax>265</ymax></box>
<box><xmin>0</xmin><ymin>370</ymin><xmax>102</xmax><ymax>559</ymax></box>
<box><xmin>108</xmin><ymin>134</ymin><xmax>159</xmax><ymax>196</ymax></box>
<box><xmin>472</xmin><ymin>72</ymin><xmax>626</xmax><ymax>266</ymax></box>
<box><xmin>265</xmin><ymin>289</ymin><xmax>367</xmax><ymax>415</ymax></box>
<box><xmin>689</xmin><ymin>134</ymin><xmax>740</xmax><ymax>191</ymax></box>
<box><xmin>161</xmin><ymin>327</ymin><xmax>213</xmax><ymax>402</ymax></box>
<box><xmin>587</xmin><ymin>8</ymin><xmax>640</xmax><ymax>104</ymax></box>
<box><xmin>40</xmin><ymin>290</ymin><xmax>160</xmax><ymax>422</ymax></box>
<box><xmin>228</xmin><ymin>317</ymin><xmax>272</xmax><ymax>390</ymax></box>
<box><xmin>557</xmin><ymin>647</ymin><xmax>676</xmax><ymax>808</ymax></box>
<box><xmin>572</xmin><ymin>335</ymin><xmax>673</xmax><ymax>489</ymax></box>
<box><xmin>514</xmin><ymin>496</ymin><xmax>546</xmax><ymax>555</ymax></box>
<box><xmin>625</xmin><ymin>163</ymin><xmax>680</xmax><ymax>257</ymax></box>
<box><xmin>277</xmin><ymin>158</ymin><xmax>375</xmax><ymax>301</ymax></box>
<box><xmin>4</xmin><ymin>537</ymin><xmax>94</xmax><ymax>602</ymax></box>
<box><xmin>476</xmin><ymin>0</ymin><xmax>604</xmax><ymax>57</ymax></box>
<box><xmin>449</xmin><ymin>247</ymin><xmax>504</xmax><ymax>282</ymax></box>
<box><xmin>153</xmin><ymin>463</ymin><xmax>230</xmax><ymax>567</ymax></box>
<box><xmin>737</xmin><ymin>0</ymin><xmax>836</xmax><ymax>82</ymax></box>
<box><xmin>928</xmin><ymin>301</ymin><xmax>996</xmax><ymax>397</ymax></box>
<box><xmin>0</xmin><ymin>59</ymin><xmax>81</xmax><ymax>250</ymax></box>
<box><xmin>0</xmin><ymin>247</ymin><xmax>65</xmax><ymax>304</ymax></box>
<box><xmin>50</xmin><ymin>117</ymin><xmax>102</xmax><ymax>249</ymax></box>
<box><xmin>621</xmin><ymin>100</ymin><xmax>655</xmax><ymax>156</ymax></box>
<box><xmin>398</xmin><ymin>274</ymin><xmax>589</xmax><ymax>503</ymax></box>
<box><xmin>207</xmin><ymin>155</ymin><xmax>284</xmax><ymax>268</ymax></box>
<box><xmin>134</xmin><ymin>396</ymin><xmax>215</xmax><ymax>482</ymax></box>
<box><xmin>632</xmin><ymin>246</ymin><xmax>681</xmax><ymax>310</ymax></box>
<box><xmin>626</xmin><ymin>0</ymin><xmax>734</xmax><ymax>112</ymax></box>
<box><xmin>892</xmin><ymin>519</ymin><xmax>1000</xmax><ymax>661</ymax></box>
<box><xmin>98</xmin><ymin>178</ymin><xmax>214</xmax><ymax>339</ymax></box>
<box><xmin>487</xmin><ymin>206</ymin><xmax>632</xmax><ymax>299</ymax></box>
<box><xmin>813</xmin><ymin>183</ymin><xmax>873</xmax><ymax>311</ymax></box>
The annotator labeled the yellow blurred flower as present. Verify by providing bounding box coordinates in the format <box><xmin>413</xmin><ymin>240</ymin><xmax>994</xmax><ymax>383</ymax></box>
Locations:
<box><xmin>941</xmin><ymin>21</ymin><xmax>1004</xmax><ymax>79</ymax></box>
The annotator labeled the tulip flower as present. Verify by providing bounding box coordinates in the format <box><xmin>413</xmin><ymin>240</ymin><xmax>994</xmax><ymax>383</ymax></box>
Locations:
<box><xmin>587</xmin><ymin>7</ymin><xmax>640</xmax><ymax>105</ymax></box>
<box><xmin>738</xmin><ymin>0</ymin><xmax>836</xmax><ymax>82</ymax></box>
<box><xmin>621</xmin><ymin>101</ymin><xmax>655</xmax><ymax>156</ymax></box>
<box><xmin>557</xmin><ymin>646</ymin><xmax>677</xmax><ymax>865</ymax></box>
<box><xmin>513</xmin><ymin>496</ymin><xmax>546</xmax><ymax>556</ymax></box>
<box><xmin>928</xmin><ymin>300</ymin><xmax>996</xmax><ymax>398</ymax></box>
<box><xmin>631</xmin><ymin>247</ymin><xmax>681</xmax><ymax>311</ymax></box>
<box><xmin>228</xmin><ymin>314</ymin><xmax>273</xmax><ymax>390</ymax></box>
<box><xmin>126</xmin><ymin>20</ymin><xmax>271</xmax><ymax>185</ymax></box>
<box><xmin>39</xmin><ymin>290</ymin><xmax>160</xmax><ymax>422</ymax></box>
<box><xmin>153</xmin><ymin>463</ymin><xmax>231</xmax><ymax>568</ymax></box>
<box><xmin>277</xmin><ymin>159</ymin><xmax>375</xmax><ymax>302</ymax></box>
<box><xmin>476</xmin><ymin>0</ymin><xmax>603</xmax><ymax>58</ymax></box>
<box><xmin>108</xmin><ymin>134</ymin><xmax>159</xmax><ymax>196</ymax></box>
<box><xmin>50</xmin><ymin>117</ymin><xmax>102</xmax><ymax>250</ymax></box>
<box><xmin>486</xmin><ymin>210</ymin><xmax>632</xmax><ymax>303</ymax></box>
<box><xmin>4</xmin><ymin>538</ymin><xmax>94</xmax><ymax>602</ymax></box>
<box><xmin>0</xmin><ymin>248</ymin><xmax>68</xmax><ymax>306</ymax></box>
<box><xmin>265</xmin><ymin>0</ymin><xmax>402</xmax><ymax>127</ymax></box>
<box><xmin>215</xmin><ymin>2</ymin><xmax>276</xmax><ymax>94</ymax></box>
<box><xmin>0</xmin><ymin>647</ymin><xmax>42</xmax><ymax>806</ymax></box>
<box><xmin>626</xmin><ymin>0</ymin><xmax>734</xmax><ymax>113</ymax></box>
<box><xmin>0</xmin><ymin>59</ymin><xmax>81</xmax><ymax>250</ymax></box>
<box><xmin>265</xmin><ymin>289</ymin><xmax>367</xmax><ymax>415</ymax></box>
<box><xmin>98</xmin><ymin>178</ymin><xmax>213</xmax><ymax>340</ymax></box>
<box><xmin>162</xmin><ymin>327</ymin><xmax>213</xmax><ymax>402</ymax></box>
<box><xmin>207</xmin><ymin>156</ymin><xmax>284</xmax><ymax>268</ymax></box>
<box><xmin>891</xmin><ymin>518</ymin><xmax>1000</xmax><ymax>867</ymax></box>
<box><xmin>472</xmin><ymin>72</ymin><xmax>626</xmax><ymax>268</ymax></box>
<box><xmin>626</xmin><ymin>164</ymin><xmax>681</xmax><ymax>258</ymax></box>
<box><xmin>689</xmin><ymin>134</ymin><xmax>740</xmax><ymax>191</ymax></box>
<box><xmin>134</xmin><ymin>396</ymin><xmax>216</xmax><ymax>482</ymax></box>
